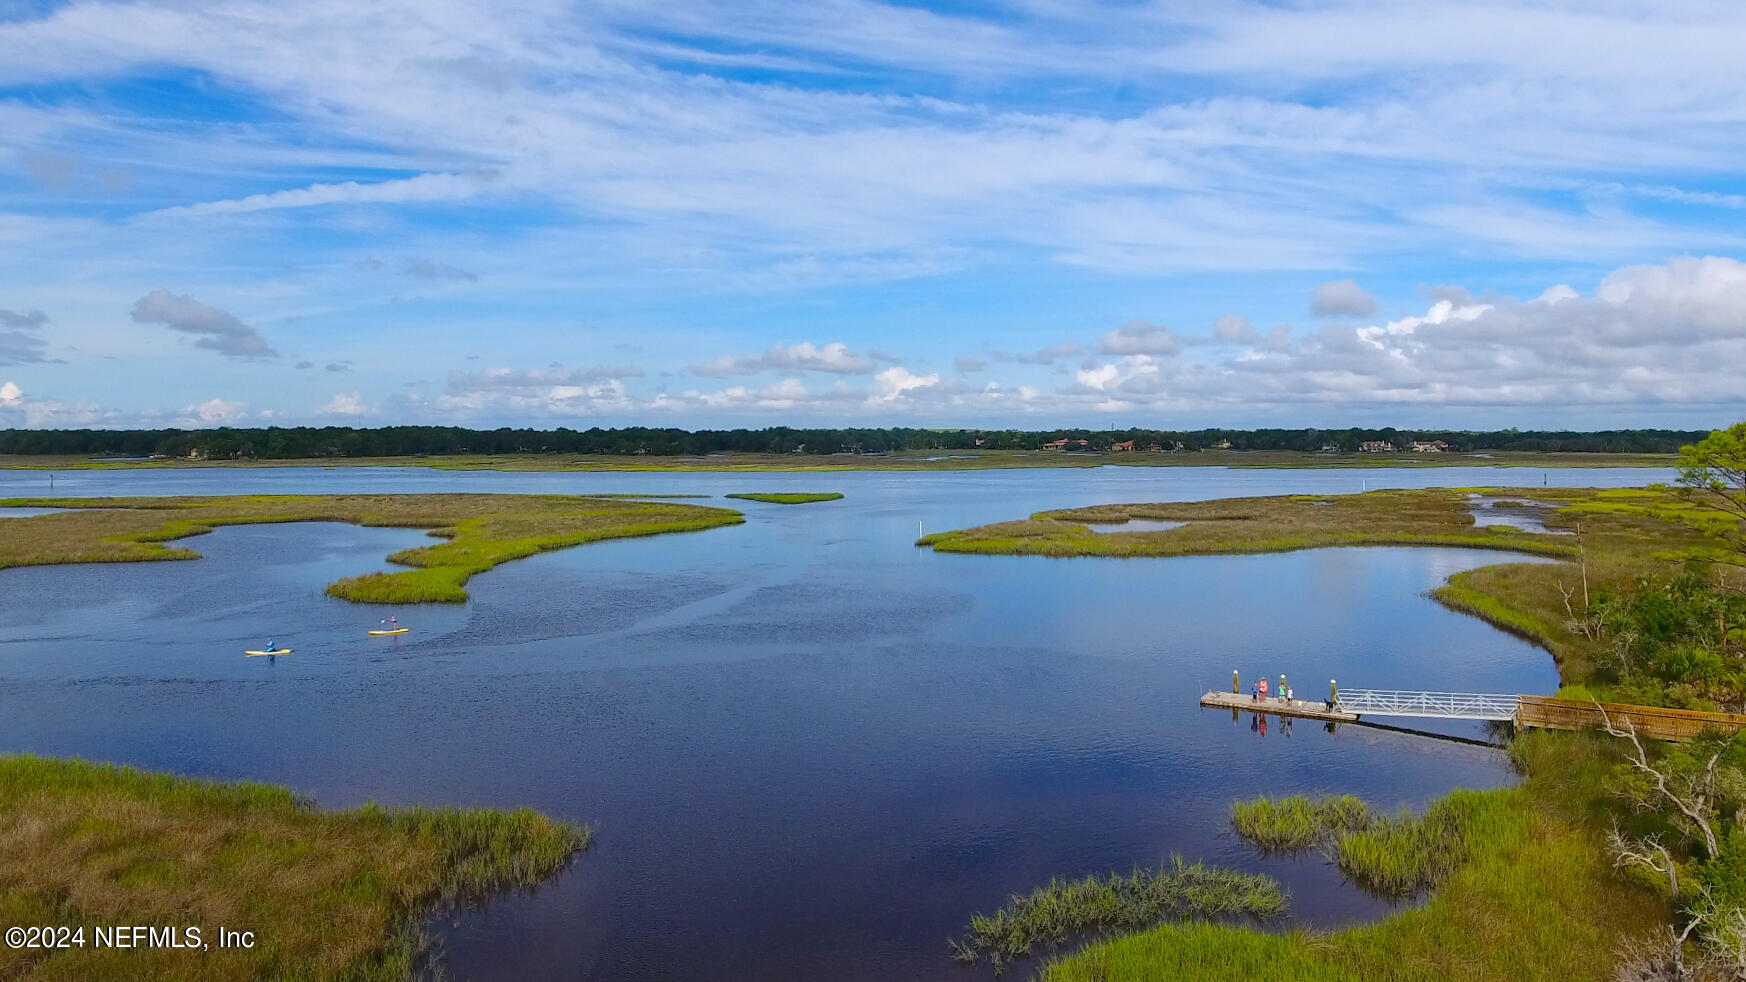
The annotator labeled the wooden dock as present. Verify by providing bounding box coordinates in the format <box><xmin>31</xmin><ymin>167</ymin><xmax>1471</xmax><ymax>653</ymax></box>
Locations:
<box><xmin>1200</xmin><ymin>690</ymin><xmax>1359</xmax><ymax>723</ymax></box>
<box><xmin>1201</xmin><ymin>688</ymin><xmax>1746</xmax><ymax>742</ymax></box>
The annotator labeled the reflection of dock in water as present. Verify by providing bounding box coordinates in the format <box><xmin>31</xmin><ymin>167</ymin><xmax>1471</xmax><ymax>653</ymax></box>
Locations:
<box><xmin>1200</xmin><ymin>690</ymin><xmax>1358</xmax><ymax>723</ymax></box>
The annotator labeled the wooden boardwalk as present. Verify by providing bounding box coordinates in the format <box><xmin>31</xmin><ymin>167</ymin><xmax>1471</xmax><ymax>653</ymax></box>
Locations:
<box><xmin>1201</xmin><ymin>688</ymin><xmax>1746</xmax><ymax>742</ymax></box>
<box><xmin>1518</xmin><ymin>696</ymin><xmax>1746</xmax><ymax>742</ymax></box>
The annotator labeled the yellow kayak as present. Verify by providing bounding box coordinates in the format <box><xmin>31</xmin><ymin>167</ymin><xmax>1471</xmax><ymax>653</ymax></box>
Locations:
<box><xmin>368</xmin><ymin>628</ymin><xmax>409</xmax><ymax>636</ymax></box>
<box><xmin>245</xmin><ymin>648</ymin><xmax>291</xmax><ymax>656</ymax></box>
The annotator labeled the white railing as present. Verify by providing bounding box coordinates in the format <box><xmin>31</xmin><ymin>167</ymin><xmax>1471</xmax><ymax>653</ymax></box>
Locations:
<box><xmin>1334</xmin><ymin>689</ymin><xmax>1518</xmax><ymax>721</ymax></box>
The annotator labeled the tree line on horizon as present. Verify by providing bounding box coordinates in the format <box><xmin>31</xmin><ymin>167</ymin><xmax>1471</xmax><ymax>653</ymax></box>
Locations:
<box><xmin>0</xmin><ymin>425</ymin><xmax>1714</xmax><ymax>459</ymax></box>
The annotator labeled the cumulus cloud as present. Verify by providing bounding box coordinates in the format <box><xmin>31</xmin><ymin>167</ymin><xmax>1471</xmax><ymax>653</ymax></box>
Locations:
<box><xmin>320</xmin><ymin>392</ymin><xmax>372</xmax><ymax>416</ymax></box>
<box><xmin>1311</xmin><ymin>279</ymin><xmax>1378</xmax><ymax>317</ymax></box>
<box><xmin>0</xmin><ymin>381</ymin><xmax>112</xmax><ymax>428</ymax></box>
<box><xmin>129</xmin><ymin>290</ymin><xmax>275</xmax><ymax>359</ymax></box>
<box><xmin>1212</xmin><ymin>314</ymin><xmax>1257</xmax><ymax>344</ymax></box>
<box><xmin>0</xmin><ymin>308</ymin><xmax>49</xmax><ymax>365</ymax></box>
<box><xmin>1064</xmin><ymin>255</ymin><xmax>1746</xmax><ymax>413</ymax></box>
<box><xmin>184</xmin><ymin>397</ymin><xmax>246</xmax><ymax>423</ymax></box>
<box><xmin>870</xmin><ymin>366</ymin><xmax>940</xmax><ymax>402</ymax></box>
<box><xmin>422</xmin><ymin>364</ymin><xmax>641</xmax><ymax>418</ymax></box>
<box><xmin>691</xmin><ymin>341</ymin><xmax>875</xmax><ymax>376</ymax></box>
<box><xmin>955</xmin><ymin>355</ymin><xmax>987</xmax><ymax>373</ymax></box>
<box><xmin>1099</xmin><ymin>321</ymin><xmax>1181</xmax><ymax>356</ymax></box>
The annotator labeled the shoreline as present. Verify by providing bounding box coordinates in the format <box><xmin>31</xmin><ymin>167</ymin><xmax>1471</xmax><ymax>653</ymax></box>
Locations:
<box><xmin>0</xmin><ymin>449</ymin><xmax>1679</xmax><ymax>473</ymax></box>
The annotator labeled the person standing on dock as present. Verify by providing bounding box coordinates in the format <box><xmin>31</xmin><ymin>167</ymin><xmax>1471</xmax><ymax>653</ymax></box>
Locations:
<box><xmin>1279</xmin><ymin>674</ymin><xmax>1288</xmax><ymax>703</ymax></box>
<box><xmin>1258</xmin><ymin>676</ymin><xmax>1269</xmax><ymax>701</ymax></box>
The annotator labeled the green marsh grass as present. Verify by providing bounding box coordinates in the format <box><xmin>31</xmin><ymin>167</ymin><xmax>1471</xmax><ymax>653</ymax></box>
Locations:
<box><xmin>1228</xmin><ymin>795</ymin><xmax>1371</xmax><ymax>853</ymax></box>
<box><xmin>724</xmin><ymin>492</ymin><xmax>844</xmax><ymax>504</ymax></box>
<box><xmin>1044</xmin><ymin>774</ymin><xmax>1663</xmax><ymax>982</ymax></box>
<box><xmin>0</xmin><ymin>493</ymin><xmax>744</xmax><ymax>603</ymax></box>
<box><xmin>951</xmin><ymin>858</ymin><xmax>1285</xmax><ymax>974</ymax></box>
<box><xmin>0</xmin><ymin>754</ymin><xmax>587</xmax><ymax>982</ymax></box>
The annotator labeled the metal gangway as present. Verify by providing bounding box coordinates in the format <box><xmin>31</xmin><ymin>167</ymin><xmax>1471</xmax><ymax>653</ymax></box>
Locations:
<box><xmin>1333</xmin><ymin>688</ymin><xmax>1518</xmax><ymax>722</ymax></box>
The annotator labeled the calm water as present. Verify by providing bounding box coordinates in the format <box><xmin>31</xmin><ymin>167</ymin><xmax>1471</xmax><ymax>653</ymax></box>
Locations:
<box><xmin>0</xmin><ymin>465</ymin><xmax>1667</xmax><ymax>981</ymax></box>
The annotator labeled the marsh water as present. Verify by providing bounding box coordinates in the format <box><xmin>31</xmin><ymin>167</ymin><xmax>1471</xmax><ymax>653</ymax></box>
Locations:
<box><xmin>0</xmin><ymin>464</ymin><xmax>1668</xmax><ymax>981</ymax></box>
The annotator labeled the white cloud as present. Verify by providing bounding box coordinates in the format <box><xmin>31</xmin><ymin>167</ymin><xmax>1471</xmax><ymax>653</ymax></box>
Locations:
<box><xmin>320</xmin><ymin>392</ymin><xmax>372</xmax><ymax>416</ymax></box>
<box><xmin>187</xmin><ymin>397</ymin><xmax>246</xmax><ymax>422</ymax></box>
<box><xmin>447</xmin><ymin>365</ymin><xmax>643</xmax><ymax>392</ymax></box>
<box><xmin>1310</xmin><ymin>279</ymin><xmax>1377</xmax><ymax>317</ymax></box>
<box><xmin>0</xmin><ymin>381</ymin><xmax>113</xmax><ymax>427</ymax></box>
<box><xmin>691</xmin><ymin>341</ymin><xmax>875</xmax><ymax>376</ymax></box>
<box><xmin>10</xmin><ymin>0</ymin><xmax>1743</xmax><ymax>289</ymax></box>
<box><xmin>147</xmin><ymin>173</ymin><xmax>491</xmax><ymax>219</ymax></box>
<box><xmin>869</xmin><ymin>366</ymin><xmax>940</xmax><ymax>403</ymax></box>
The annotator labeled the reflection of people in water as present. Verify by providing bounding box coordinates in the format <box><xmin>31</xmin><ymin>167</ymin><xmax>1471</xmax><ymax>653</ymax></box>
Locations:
<box><xmin>1283</xmin><ymin>715</ymin><xmax>1294</xmax><ymax>737</ymax></box>
<box><xmin>1249</xmin><ymin>713</ymin><xmax>1267</xmax><ymax>737</ymax></box>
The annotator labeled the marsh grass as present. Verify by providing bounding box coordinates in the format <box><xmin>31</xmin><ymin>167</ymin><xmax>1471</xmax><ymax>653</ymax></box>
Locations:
<box><xmin>951</xmin><ymin>858</ymin><xmax>1285</xmax><ymax>974</ymax></box>
<box><xmin>1228</xmin><ymin>795</ymin><xmax>1371</xmax><ymax>853</ymax></box>
<box><xmin>1330</xmin><ymin>792</ymin><xmax>1498</xmax><ymax>898</ymax></box>
<box><xmin>1230</xmin><ymin>792</ymin><xmax>1497</xmax><ymax>899</ymax></box>
<box><xmin>724</xmin><ymin>492</ymin><xmax>844</xmax><ymax>503</ymax></box>
<box><xmin>0</xmin><ymin>493</ymin><xmax>744</xmax><ymax>603</ymax></box>
<box><xmin>0</xmin><ymin>754</ymin><xmax>587</xmax><ymax>982</ymax></box>
<box><xmin>1044</xmin><ymin>771</ymin><xmax>1663</xmax><ymax>982</ymax></box>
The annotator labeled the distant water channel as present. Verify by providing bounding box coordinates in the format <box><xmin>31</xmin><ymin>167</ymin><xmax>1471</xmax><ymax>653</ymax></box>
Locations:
<box><xmin>0</xmin><ymin>464</ymin><xmax>1668</xmax><ymax>981</ymax></box>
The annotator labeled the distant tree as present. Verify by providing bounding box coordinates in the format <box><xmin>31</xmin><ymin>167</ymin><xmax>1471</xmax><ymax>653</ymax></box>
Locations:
<box><xmin>1671</xmin><ymin>422</ymin><xmax>1746</xmax><ymax>569</ymax></box>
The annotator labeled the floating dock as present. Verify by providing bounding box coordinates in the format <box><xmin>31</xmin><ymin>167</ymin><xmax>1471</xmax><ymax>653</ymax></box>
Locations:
<box><xmin>1200</xmin><ymin>690</ymin><xmax>1359</xmax><ymax>723</ymax></box>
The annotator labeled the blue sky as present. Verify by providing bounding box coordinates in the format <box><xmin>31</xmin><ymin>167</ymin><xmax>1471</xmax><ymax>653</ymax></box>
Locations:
<box><xmin>2</xmin><ymin>0</ymin><xmax>1745</xmax><ymax>430</ymax></box>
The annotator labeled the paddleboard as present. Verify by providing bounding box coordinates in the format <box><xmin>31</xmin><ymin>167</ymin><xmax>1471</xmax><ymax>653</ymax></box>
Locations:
<box><xmin>368</xmin><ymin>628</ymin><xmax>409</xmax><ymax>636</ymax></box>
<box><xmin>245</xmin><ymin>648</ymin><xmax>291</xmax><ymax>656</ymax></box>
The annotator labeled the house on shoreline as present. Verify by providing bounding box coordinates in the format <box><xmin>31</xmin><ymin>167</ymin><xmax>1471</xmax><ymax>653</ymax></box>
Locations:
<box><xmin>1410</xmin><ymin>440</ymin><xmax>1452</xmax><ymax>452</ymax></box>
<box><xmin>1358</xmin><ymin>440</ymin><xmax>1396</xmax><ymax>453</ymax></box>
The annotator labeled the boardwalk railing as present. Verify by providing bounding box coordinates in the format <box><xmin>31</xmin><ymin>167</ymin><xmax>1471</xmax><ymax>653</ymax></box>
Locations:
<box><xmin>1334</xmin><ymin>689</ymin><xmax>1518</xmax><ymax>721</ymax></box>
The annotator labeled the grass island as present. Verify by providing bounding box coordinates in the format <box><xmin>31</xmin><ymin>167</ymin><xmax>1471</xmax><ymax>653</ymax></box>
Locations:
<box><xmin>0</xmin><ymin>755</ymin><xmax>586</xmax><ymax>982</ymax></box>
<box><xmin>724</xmin><ymin>492</ymin><xmax>844</xmax><ymax>504</ymax></box>
<box><xmin>0</xmin><ymin>493</ymin><xmax>744</xmax><ymax>603</ymax></box>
